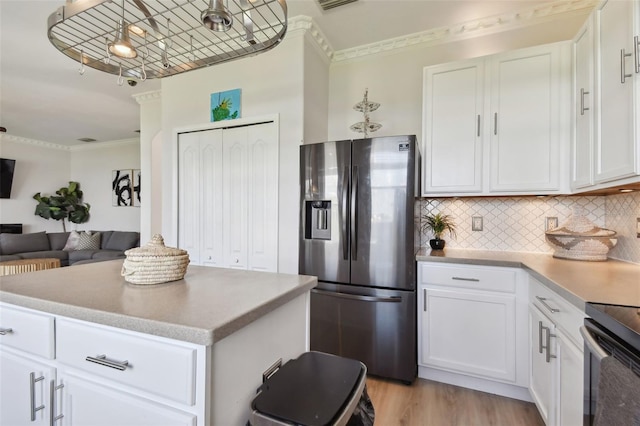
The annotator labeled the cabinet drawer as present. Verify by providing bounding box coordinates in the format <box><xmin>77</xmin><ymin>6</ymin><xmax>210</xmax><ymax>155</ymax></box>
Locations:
<box><xmin>0</xmin><ymin>304</ymin><xmax>54</xmax><ymax>358</ymax></box>
<box><xmin>419</xmin><ymin>263</ymin><xmax>517</xmax><ymax>293</ymax></box>
<box><xmin>529</xmin><ymin>277</ymin><xmax>585</xmax><ymax>347</ymax></box>
<box><xmin>56</xmin><ymin>318</ymin><xmax>197</xmax><ymax>406</ymax></box>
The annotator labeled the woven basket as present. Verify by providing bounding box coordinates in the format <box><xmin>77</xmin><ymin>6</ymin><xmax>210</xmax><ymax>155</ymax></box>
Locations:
<box><xmin>121</xmin><ymin>234</ymin><xmax>190</xmax><ymax>285</ymax></box>
<box><xmin>545</xmin><ymin>214</ymin><xmax>617</xmax><ymax>261</ymax></box>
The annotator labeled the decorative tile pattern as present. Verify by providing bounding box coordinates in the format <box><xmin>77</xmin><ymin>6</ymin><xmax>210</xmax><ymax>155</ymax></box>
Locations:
<box><xmin>417</xmin><ymin>193</ymin><xmax>640</xmax><ymax>264</ymax></box>
<box><xmin>605</xmin><ymin>192</ymin><xmax>640</xmax><ymax>264</ymax></box>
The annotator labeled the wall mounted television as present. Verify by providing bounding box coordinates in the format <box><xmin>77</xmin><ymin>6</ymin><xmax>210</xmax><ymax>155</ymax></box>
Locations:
<box><xmin>0</xmin><ymin>158</ymin><xmax>16</xmax><ymax>199</ymax></box>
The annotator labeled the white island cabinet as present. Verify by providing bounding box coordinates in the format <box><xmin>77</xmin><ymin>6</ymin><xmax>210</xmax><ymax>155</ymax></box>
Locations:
<box><xmin>0</xmin><ymin>261</ymin><xmax>315</xmax><ymax>426</ymax></box>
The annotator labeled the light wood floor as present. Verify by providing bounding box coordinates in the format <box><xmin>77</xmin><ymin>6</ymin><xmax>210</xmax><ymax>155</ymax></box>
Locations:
<box><xmin>365</xmin><ymin>377</ymin><xmax>544</xmax><ymax>426</ymax></box>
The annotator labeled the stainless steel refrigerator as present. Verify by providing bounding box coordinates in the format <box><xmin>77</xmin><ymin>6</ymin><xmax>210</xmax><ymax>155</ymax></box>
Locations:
<box><xmin>299</xmin><ymin>135</ymin><xmax>419</xmax><ymax>384</ymax></box>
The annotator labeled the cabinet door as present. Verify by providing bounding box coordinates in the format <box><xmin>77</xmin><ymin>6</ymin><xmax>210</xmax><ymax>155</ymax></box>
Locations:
<box><xmin>572</xmin><ymin>17</ymin><xmax>595</xmax><ymax>189</ymax></box>
<box><xmin>223</xmin><ymin>126</ymin><xmax>249</xmax><ymax>269</ymax></box>
<box><xmin>557</xmin><ymin>330</ymin><xmax>584</xmax><ymax>426</ymax></box>
<box><xmin>245</xmin><ymin>122</ymin><xmax>278</xmax><ymax>272</ymax></box>
<box><xmin>178</xmin><ymin>132</ymin><xmax>202</xmax><ymax>264</ymax></box>
<box><xmin>422</xmin><ymin>59</ymin><xmax>484</xmax><ymax>194</ymax></box>
<box><xmin>489</xmin><ymin>44</ymin><xmax>565</xmax><ymax>192</ymax></box>
<box><xmin>59</xmin><ymin>372</ymin><xmax>196</xmax><ymax>426</ymax></box>
<box><xmin>595</xmin><ymin>0</ymin><xmax>637</xmax><ymax>182</ymax></box>
<box><xmin>421</xmin><ymin>288</ymin><xmax>516</xmax><ymax>382</ymax></box>
<box><xmin>0</xmin><ymin>350</ymin><xmax>55</xmax><ymax>426</ymax></box>
<box><xmin>529</xmin><ymin>305</ymin><xmax>557</xmax><ymax>426</ymax></box>
<box><xmin>199</xmin><ymin>130</ymin><xmax>224</xmax><ymax>267</ymax></box>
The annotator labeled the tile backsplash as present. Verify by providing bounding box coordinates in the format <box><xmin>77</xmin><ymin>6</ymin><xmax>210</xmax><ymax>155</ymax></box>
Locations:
<box><xmin>416</xmin><ymin>192</ymin><xmax>640</xmax><ymax>264</ymax></box>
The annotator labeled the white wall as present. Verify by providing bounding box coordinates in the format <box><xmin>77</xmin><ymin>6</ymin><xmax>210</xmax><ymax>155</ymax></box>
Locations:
<box><xmin>159</xmin><ymin>31</ymin><xmax>306</xmax><ymax>273</ymax></box>
<box><xmin>0</xmin><ymin>136</ymin><xmax>70</xmax><ymax>233</ymax></box>
<box><xmin>70</xmin><ymin>139</ymin><xmax>141</xmax><ymax>232</ymax></box>
<box><xmin>327</xmin><ymin>16</ymin><xmax>588</xmax><ymax>142</ymax></box>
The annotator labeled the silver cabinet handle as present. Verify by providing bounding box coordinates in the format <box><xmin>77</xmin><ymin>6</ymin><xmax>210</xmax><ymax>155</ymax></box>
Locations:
<box><xmin>0</xmin><ymin>327</ymin><xmax>13</xmax><ymax>335</ymax></box>
<box><xmin>30</xmin><ymin>372</ymin><xmax>45</xmax><ymax>421</ymax></box>
<box><xmin>580</xmin><ymin>88</ymin><xmax>590</xmax><ymax>115</ymax></box>
<box><xmin>535</xmin><ymin>296</ymin><xmax>559</xmax><ymax>313</ymax></box>
<box><xmin>538</xmin><ymin>321</ymin><xmax>544</xmax><ymax>354</ymax></box>
<box><xmin>423</xmin><ymin>289</ymin><xmax>427</xmax><ymax>312</ymax></box>
<box><xmin>86</xmin><ymin>354</ymin><xmax>130</xmax><ymax>371</ymax></box>
<box><xmin>544</xmin><ymin>325</ymin><xmax>557</xmax><ymax>363</ymax></box>
<box><xmin>635</xmin><ymin>36</ymin><xmax>640</xmax><ymax>74</ymax></box>
<box><xmin>493</xmin><ymin>113</ymin><xmax>498</xmax><ymax>135</ymax></box>
<box><xmin>452</xmin><ymin>276</ymin><xmax>480</xmax><ymax>282</ymax></box>
<box><xmin>476</xmin><ymin>114</ymin><xmax>481</xmax><ymax>137</ymax></box>
<box><xmin>49</xmin><ymin>380</ymin><xmax>64</xmax><ymax>425</ymax></box>
<box><xmin>621</xmin><ymin>49</ymin><xmax>633</xmax><ymax>84</ymax></box>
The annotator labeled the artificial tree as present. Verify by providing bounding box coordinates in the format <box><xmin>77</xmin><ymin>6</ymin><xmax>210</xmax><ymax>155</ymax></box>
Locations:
<box><xmin>33</xmin><ymin>181</ymin><xmax>90</xmax><ymax>231</ymax></box>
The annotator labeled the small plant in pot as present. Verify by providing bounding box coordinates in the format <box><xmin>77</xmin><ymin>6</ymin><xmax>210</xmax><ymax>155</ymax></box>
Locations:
<box><xmin>421</xmin><ymin>212</ymin><xmax>457</xmax><ymax>250</ymax></box>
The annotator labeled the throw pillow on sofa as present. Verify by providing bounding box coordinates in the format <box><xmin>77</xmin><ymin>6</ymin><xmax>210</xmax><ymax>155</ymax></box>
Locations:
<box><xmin>76</xmin><ymin>231</ymin><xmax>101</xmax><ymax>250</ymax></box>
<box><xmin>63</xmin><ymin>231</ymin><xmax>81</xmax><ymax>251</ymax></box>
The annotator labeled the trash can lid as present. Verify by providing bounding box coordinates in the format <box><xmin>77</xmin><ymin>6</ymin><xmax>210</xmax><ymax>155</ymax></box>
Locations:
<box><xmin>252</xmin><ymin>351</ymin><xmax>365</xmax><ymax>426</ymax></box>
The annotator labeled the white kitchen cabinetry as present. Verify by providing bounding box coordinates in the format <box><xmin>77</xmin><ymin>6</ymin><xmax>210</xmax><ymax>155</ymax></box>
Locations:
<box><xmin>178</xmin><ymin>119</ymin><xmax>278</xmax><ymax>272</ymax></box>
<box><xmin>0</xmin><ymin>305</ymin><xmax>55</xmax><ymax>426</ymax></box>
<box><xmin>418</xmin><ymin>262</ymin><xmax>530</xmax><ymax>400</ymax></box>
<box><xmin>572</xmin><ymin>15</ymin><xmax>596</xmax><ymax>189</ymax></box>
<box><xmin>529</xmin><ymin>277</ymin><xmax>585</xmax><ymax>426</ymax></box>
<box><xmin>422</xmin><ymin>42</ymin><xmax>570</xmax><ymax>196</ymax></box>
<box><xmin>594</xmin><ymin>0</ymin><xmax>640</xmax><ymax>184</ymax></box>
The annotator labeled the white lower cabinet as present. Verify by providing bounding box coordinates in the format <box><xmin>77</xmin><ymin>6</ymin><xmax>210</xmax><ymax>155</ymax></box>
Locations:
<box><xmin>418</xmin><ymin>262</ymin><xmax>530</xmax><ymax>400</ymax></box>
<box><xmin>529</xmin><ymin>276</ymin><xmax>585</xmax><ymax>426</ymax></box>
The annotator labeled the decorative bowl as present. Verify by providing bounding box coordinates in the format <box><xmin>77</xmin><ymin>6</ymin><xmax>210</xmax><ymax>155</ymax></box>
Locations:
<box><xmin>545</xmin><ymin>214</ymin><xmax>617</xmax><ymax>261</ymax></box>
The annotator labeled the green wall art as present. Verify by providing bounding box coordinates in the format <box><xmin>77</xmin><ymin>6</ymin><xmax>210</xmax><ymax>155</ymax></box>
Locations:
<box><xmin>210</xmin><ymin>89</ymin><xmax>241</xmax><ymax>122</ymax></box>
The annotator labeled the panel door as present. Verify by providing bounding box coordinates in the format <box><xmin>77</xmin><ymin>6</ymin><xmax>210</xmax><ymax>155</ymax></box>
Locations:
<box><xmin>572</xmin><ymin>17</ymin><xmax>595</xmax><ymax>189</ymax></box>
<box><xmin>595</xmin><ymin>0</ymin><xmax>637</xmax><ymax>182</ymax></box>
<box><xmin>199</xmin><ymin>131</ymin><xmax>224</xmax><ymax>267</ymax></box>
<box><xmin>423</xmin><ymin>59</ymin><xmax>484</xmax><ymax>194</ymax></box>
<box><xmin>557</xmin><ymin>330</ymin><xmax>584</xmax><ymax>426</ymax></box>
<box><xmin>223</xmin><ymin>127</ymin><xmax>249</xmax><ymax>269</ymax></box>
<box><xmin>245</xmin><ymin>122</ymin><xmax>278</xmax><ymax>272</ymax></box>
<box><xmin>529</xmin><ymin>305</ymin><xmax>557</xmax><ymax>426</ymax></box>
<box><xmin>0</xmin><ymin>350</ymin><xmax>55</xmax><ymax>426</ymax></box>
<box><xmin>178</xmin><ymin>132</ymin><xmax>202</xmax><ymax>265</ymax></box>
<box><xmin>420</xmin><ymin>288</ymin><xmax>517</xmax><ymax>382</ymax></box>
<box><xmin>489</xmin><ymin>45</ymin><xmax>563</xmax><ymax>192</ymax></box>
<box><xmin>58</xmin><ymin>372</ymin><xmax>196</xmax><ymax>426</ymax></box>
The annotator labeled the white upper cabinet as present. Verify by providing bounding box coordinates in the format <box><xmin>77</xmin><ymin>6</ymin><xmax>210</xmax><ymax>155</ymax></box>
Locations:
<box><xmin>594</xmin><ymin>0</ymin><xmax>639</xmax><ymax>184</ymax></box>
<box><xmin>572</xmin><ymin>16</ymin><xmax>596</xmax><ymax>189</ymax></box>
<box><xmin>422</xmin><ymin>42</ymin><xmax>570</xmax><ymax>196</ymax></box>
<box><xmin>423</xmin><ymin>59</ymin><xmax>484</xmax><ymax>194</ymax></box>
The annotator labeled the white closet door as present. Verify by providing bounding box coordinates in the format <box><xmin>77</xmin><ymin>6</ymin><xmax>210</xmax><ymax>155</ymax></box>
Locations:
<box><xmin>223</xmin><ymin>127</ymin><xmax>249</xmax><ymax>269</ymax></box>
<box><xmin>200</xmin><ymin>130</ymin><xmax>224</xmax><ymax>267</ymax></box>
<box><xmin>178</xmin><ymin>132</ymin><xmax>202</xmax><ymax>265</ymax></box>
<box><xmin>246</xmin><ymin>122</ymin><xmax>278</xmax><ymax>272</ymax></box>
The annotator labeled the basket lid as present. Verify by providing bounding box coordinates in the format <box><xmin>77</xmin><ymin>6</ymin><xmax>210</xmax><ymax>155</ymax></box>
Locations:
<box><xmin>545</xmin><ymin>214</ymin><xmax>616</xmax><ymax>237</ymax></box>
<box><xmin>124</xmin><ymin>234</ymin><xmax>188</xmax><ymax>257</ymax></box>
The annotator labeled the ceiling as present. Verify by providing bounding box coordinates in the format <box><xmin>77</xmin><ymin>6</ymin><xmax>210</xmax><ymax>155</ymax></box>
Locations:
<box><xmin>0</xmin><ymin>0</ymin><xmax>586</xmax><ymax>147</ymax></box>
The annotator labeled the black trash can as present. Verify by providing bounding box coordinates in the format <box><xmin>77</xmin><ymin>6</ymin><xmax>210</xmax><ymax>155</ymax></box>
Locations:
<box><xmin>249</xmin><ymin>351</ymin><xmax>374</xmax><ymax>426</ymax></box>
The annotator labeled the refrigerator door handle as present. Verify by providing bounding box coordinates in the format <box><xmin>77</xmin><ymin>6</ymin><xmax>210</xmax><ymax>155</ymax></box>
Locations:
<box><xmin>312</xmin><ymin>289</ymin><xmax>402</xmax><ymax>303</ymax></box>
<box><xmin>341</xmin><ymin>166</ymin><xmax>349</xmax><ymax>260</ymax></box>
<box><xmin>351</xmin><ymin>165</ymin><xmax>359</xmax><ymax>260</ymax></box>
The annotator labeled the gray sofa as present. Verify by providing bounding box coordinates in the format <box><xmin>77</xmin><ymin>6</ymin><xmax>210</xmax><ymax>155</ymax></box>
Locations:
<box><xmin>0</xmin><ymin>231</ymin><xmax>140</xmax><ymax>266</ymax></box>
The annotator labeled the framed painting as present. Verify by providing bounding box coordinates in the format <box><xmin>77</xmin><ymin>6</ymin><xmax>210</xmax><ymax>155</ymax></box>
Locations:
<box><xmin>211</xmin><ymin>88</ymin><xmax>241</xmax><ymax>122</ymax></box>
<box><xmin>112</xmin><ymin>169</ymin><xmax>133</xmax><ymax>206</ymax></box>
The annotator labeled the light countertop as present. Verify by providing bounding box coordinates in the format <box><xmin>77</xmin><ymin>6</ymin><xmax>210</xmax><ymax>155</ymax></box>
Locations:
<box><xmin>416</xmin><ymin>248</ymin><xmax>640</xmax><ymax>310</ymax></box>
<box><xmin>0</xmin><ymin>260</ymin><xmax>317</xmax><ymax>346</ymax></box>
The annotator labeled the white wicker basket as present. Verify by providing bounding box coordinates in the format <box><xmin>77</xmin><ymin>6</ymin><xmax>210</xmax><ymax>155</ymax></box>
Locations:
<box><xmin>545</xmin><ymin>214</ymin><xmax>617</xmax><ymax>261</ymax></box>
<box><xmin>121</xmin><ymin>234</ymin><xmax>190</xmax><ymax>285</ymax></box>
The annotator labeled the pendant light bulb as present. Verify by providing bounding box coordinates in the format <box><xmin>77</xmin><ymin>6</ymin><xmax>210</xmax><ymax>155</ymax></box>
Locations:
<box><xmin>109</xmin><ymin>19</ymin><xmax>138</xmax><ymax>58</ymax></box>
<box><xmin>201</xmin><ymin>0</ymin><xmax>233</xmax><ymax>32</ymax></box>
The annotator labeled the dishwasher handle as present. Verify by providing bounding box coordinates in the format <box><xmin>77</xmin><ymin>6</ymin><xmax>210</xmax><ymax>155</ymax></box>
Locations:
<box><xmin>580</xmin><ymin>326</ymin><xmax>610</xmax><ymax>362</ymax></box>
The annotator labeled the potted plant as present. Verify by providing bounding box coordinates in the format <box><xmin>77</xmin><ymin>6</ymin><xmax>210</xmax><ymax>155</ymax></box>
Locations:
<box><xmin>421</xmin><ymin>212</ymin><xmax>457</xmax><ymax>250</ymax></box>
<box><xmin>33</xmin><ymin>181</ymin><xmax>90</xmax><ymax>232</ymax></box>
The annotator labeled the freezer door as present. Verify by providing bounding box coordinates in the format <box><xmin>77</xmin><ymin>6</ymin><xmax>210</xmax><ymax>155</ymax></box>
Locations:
<box><xmin>350</xmin><ymin>136</ymin><xmax>417</xmax><ymax>290</ymax></box>
<box><xmin>310</xmin><ymin>282</ymin><xmax>417</xmax><ymax>383</ymax></box>
<box><xmin>299</xmin><ymin>141</ymin><xmax>351</xmax><ymax>283</ymax></box>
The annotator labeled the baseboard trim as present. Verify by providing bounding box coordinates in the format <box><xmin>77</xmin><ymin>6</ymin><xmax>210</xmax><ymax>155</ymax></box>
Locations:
<box><xmin>418</xmin><ymin>365</ymin><xmax>533</xmax><ymax>403</ymax></box>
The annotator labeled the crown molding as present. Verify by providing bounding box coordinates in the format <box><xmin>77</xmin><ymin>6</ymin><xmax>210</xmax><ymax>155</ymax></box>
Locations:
<box><xmin>332</xmin><ymin>0</ymin><xmax>597</xmax><ymax>62</ymax></box>
<box><xmin>289</xmin><ymin>15</ymin><xmax>334</xmax><ymax>62</ymax></box>
<box><xmin>132</xmin><ymin>90</ymin><xmax>161</xmax><ymax>104</ymax></box>
<box><xmin>0</xmin><ymin>133</ymin><xmax>70</xmax><ymax>151</ymax></box>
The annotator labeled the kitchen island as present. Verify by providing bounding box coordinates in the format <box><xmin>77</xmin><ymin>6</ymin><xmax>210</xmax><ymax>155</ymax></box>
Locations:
<box><xmin>0</xmin><ymin>260</ymin><xmax>317</xmax><ymax>426</ymax></box>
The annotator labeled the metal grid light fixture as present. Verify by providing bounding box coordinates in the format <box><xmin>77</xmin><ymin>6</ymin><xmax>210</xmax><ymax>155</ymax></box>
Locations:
<box><xmin>47</xmin><ymin>0</ymin><xmax>288</xmax><ymax>82</ymax></box>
